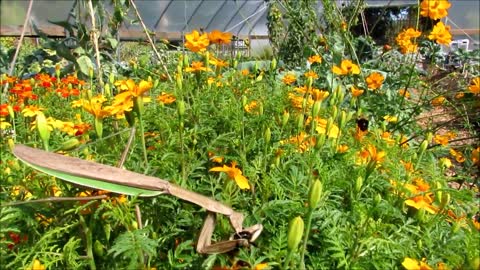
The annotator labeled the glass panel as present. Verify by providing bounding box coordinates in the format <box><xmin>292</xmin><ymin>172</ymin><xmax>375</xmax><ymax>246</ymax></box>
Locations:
<box><xmin>225</xmin><ymin>1</ymin><xmax>264</xmax><ymax>35</ymax></box>
<box><xmin>154</xmin><ymin>0</ymin><xmax>201</xmax><ymax>33</ymax></box>
<box><xmin>187</xmin><ymin>1</ymin><xmax>225</xmax><ymax>31</ymax></box>
<box><xmin>207</xmin><ymin>0</ymin><xmax>246</xmax><ymax>32</ymax></box>
<box><xmin>1</xmin><ymin>0</ymin><xmax>73</xmax><ymax>25</ymax></box>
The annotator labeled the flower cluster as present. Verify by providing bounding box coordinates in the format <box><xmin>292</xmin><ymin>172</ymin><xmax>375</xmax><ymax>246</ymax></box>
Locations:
<box><xmin>395</xmin><ymin>28</ymin><xmax>422</xmax><ymax>54</ymax></box>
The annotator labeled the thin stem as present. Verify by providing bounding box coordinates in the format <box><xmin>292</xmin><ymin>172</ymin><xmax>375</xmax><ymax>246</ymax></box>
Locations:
<box><xmin>299</xmin><ymin>209</ymin><xmax>314</xmax><ymax>270</ymax></box>
<box><xmin>1</xmin><ymin>195</ymin><xmax>108</xmax><ymax>207</ymax></box>
<box><xmin>7</xmin><ymin>0</ymin><xmax>34</xmax><ymax>78</ymax></box>
<box><xmin>79</xmin><ymin>215</ymin><xmax>96</xmax><ymax>270</ymax></box>
<box><xmin>129</xmin><ymin>0</ymin><xmax>172</xmax><ymax>82</ymax></box>
<box><xmin>117</xmin><ymin>127</ymin><xmax>136</xmax><ymax>168</ymax></box>
<box><xmin>87</xmin><ymin>0</ymin><xmax>104</xmax><ymax>91</ymax></box>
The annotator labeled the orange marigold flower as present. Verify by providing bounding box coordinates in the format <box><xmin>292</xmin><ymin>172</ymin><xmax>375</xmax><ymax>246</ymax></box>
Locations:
<box><xmin>185</xmin><ymin>61</ymin><xmax>211</xmax><ymax>73</ymax></box>
<box><xmin>311</xmin><ymin>89</ymin><xmax>329</xmax><ymax>101</ymax></box>
<box><xmin>428</xmin><ymin>21</ymin><xmax>452</xmax><ymax>45</ymax></box>
<box><xmin>420</xmin><ymin>0</ymin><xmax>451</xmax><ymax>20</ymax></box>
<box><xmin>332</xmin><ymin>59</ymin><xmax>360</xmax><ymax>75</ymax></box>
<box><xmin>360</xmin><ymin>144</ymin><xmax>386</xmax><ymax>164</ymax></box>
<box><xmin>434</xmin><ymin>134</ymin><xmax>449</xmax><ymax>146</ymax></box>
<box><xmin>337</xmin><ymin>144</ymin><xmax>349</xmax><ymax>153</ymax></box>
<box><xmin>304</xmin><ymin>70</ymin><xmax>319</xmax><ymax>79</ymax></box>
<box><xmin>351</xmin><ymin>86</ymin><xmax>364</xmax><ymax>97</ymax></box>
<box><xmin>472</xmin><ymin>147</ymin><xmax>480</xmax><ymax>166</ymax></box>
<box><xmin>365</xmin><ymin>72</ymin><xmax>384</xmax><ymax>90</ymax></box>
<box><xmin>209</xmin><ymin>161</ymin><xmax>250</xmax><ymax>190</ymax></box>
<box><xmin>396</xmin><ymin>28</ymin><xmax>422</xmax><ymax>54</ymax></box>
<box><xmin>208</xmin><ymin>30</ymin><xmax>232</xmax><ymax>45</ymax></box>
<box><xmin>157</xmin><ymin>92</ymin><xmax>176</xmax><ymax>105</ymax></box>
<box><xmin>431</xmin><ymin>96</ymin><xmax>445</xmax><ymax>106</ymax></box>
<box><xmin>282</xmin><ymin>73</ymin><xmax>297</xmax><ymax>85</ymax></box>
<box><xmin>449</xmin><ymin>148</ymin><xmax>465</xmax><ymax>163</ymax></box>
<box><xmin>398</xmin><ymin>89</ymin><xmax>410</xmax><ymax>98</ymax></box>
<box><xmin>244</xmin><ymin>100</ymin><xmax>258</xmax><ymax>113</ymax></box>
<box><xmin>185</xmin><ymin>30</ymin><xmax>210</xmax><ymax>52</ymax></box>
<box><xmin>468</xmin><ymin>77</ymin><xmax>480</xmax><ymax>94</ymax></box>
<box><xmin>308</xmin><ymin>55</ymin><xmax>322</xmax><ymax>64</ymax></box>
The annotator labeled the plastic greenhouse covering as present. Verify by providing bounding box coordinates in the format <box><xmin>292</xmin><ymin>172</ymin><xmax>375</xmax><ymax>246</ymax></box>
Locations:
<box><xmin>0</xmin><ymin>0</ymin><xmax>478</xmax><ymax>46</ymax></box>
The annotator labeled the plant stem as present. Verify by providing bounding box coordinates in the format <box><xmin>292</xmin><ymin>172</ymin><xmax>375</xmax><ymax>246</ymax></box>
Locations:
<box><xmin>79</xmin><ymin>215</ymin><xmax>96</xmax><ymax>270</ymax></box>
<box><xmin>299</xmin><ymin>208</ymin><xmax>314</xmax><ymax>270</ymax></box>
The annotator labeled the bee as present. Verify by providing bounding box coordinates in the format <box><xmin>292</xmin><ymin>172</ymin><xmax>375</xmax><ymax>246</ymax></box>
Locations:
<box><xmin>356</xmin><ymin>118</ymin><xmax>369</xmax><ymax>132</ymax></box>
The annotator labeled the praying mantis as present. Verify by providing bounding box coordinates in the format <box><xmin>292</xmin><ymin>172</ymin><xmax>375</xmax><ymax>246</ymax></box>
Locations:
<box><xmin>12</xmin><ymin>144</ymin><xmax>263</xmax><ymax>254</ymax></box>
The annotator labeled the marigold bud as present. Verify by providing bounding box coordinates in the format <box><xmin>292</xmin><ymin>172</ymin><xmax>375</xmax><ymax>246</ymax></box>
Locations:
<box><xmin>264</xmin><ymin>127</ymin><xmax>271</xmax><ymax>144</ymax></box>
<box><xmin>308</xmin><ymin>180</ymin><xmax>323</xmax><ymax>210</ymax></box>
<box><xmin>60</xmin><ymin>138</ymin><xmax>80</xmax><ymax>151</ymax></box>
<box><xmin>287</xmin><ymin>216</ymin><xmax>304</xmax><ymax>251</ymax></box>
<box><xmin>36</xmin><ymin>112</ymin><xmax>50</xmax><ymax>149</ymax></box>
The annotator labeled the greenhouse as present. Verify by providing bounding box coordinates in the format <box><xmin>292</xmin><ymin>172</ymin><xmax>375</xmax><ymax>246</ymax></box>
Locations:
<box><xmin>0</xmin><ymin>0</ymin><xmax>479</xmax><ymax>269</ymax></box>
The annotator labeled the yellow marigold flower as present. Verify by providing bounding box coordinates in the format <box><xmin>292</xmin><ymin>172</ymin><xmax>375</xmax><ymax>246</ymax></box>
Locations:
<box><xmin>115</xmin><ymin>79</ymin><xmax>152</xmax><ymax>97</ymax></box>
<box><xmin>185</xmin><ymin>61</ymin><xmax>211</xmax><ymax>73</ymax></box>
<box><xmin>439</xmin><ymin>157</ymin><xmax>453</xmax><ymax>168</ymax></box>
<box><xmin>0</xmin><ymin>118</ymin><xmax>11</xmax><ymax>130</ymax></box>
<box><xmin>405</xmin><ymin>194</ymin><xmax>438</xmax><ymax>214</ymax></box>
<box><xmin>209</xmin><ymin>161</ymin><xmax>250</xmax><ymax>190</ymax></box>
<box><xmin>210</xmin><ymin>56</ymin><xmax>229</xmax><ymax>68</ymax></box>
<box><xmin>244</xmin><ymin>100</ymin><xmax>258</xmax><ymax>113</ymax></box>
<box><xmin>22</xmin><ymin>105</ymin><xmax>45</xmax><ymax>117</ymax></box>
<box><xmin>399</xmin><ymin>134</ymin><xmax>409</xmax><ymax>149</ymax></box>
<box><xmin>431</xmin><ymin>96</ymin><xmax>445</xmax><ymax>106</ymax></box>
<box><xmin>472</xmin><ymin>147</ymin><xmax>480</xmax><ymax>166</ymax></box>
<box><xmin>82</xmin><ymin>95</ymin><xmax>113</xmax><ymax>120</ymax></box>
<box><xmin>428</xmin><ymin>21</ymin><xmax>452</xmax><ymax>45</ymax></box>
<box><xmin>314</xmin><ymin>117</ymin><xmax>340</xmax><ymax>138</ymax></box>
<box><xmin>185</xmin><ymin>30</ymin><xmax>210</xmax><ymax>52</ymax></box>
<box><xmin>337</xmin><ymin>144</ymin><xmax>349</xmax><ymax>153</ymax></box>
<box><xmin>468</xmin><ymin>77</ymin><xmax>480</xmax><ymax>94</ymax></box>
<box><xmin>420</xmin><ymin>0</ymin><xmax>451</xmax><ymax>20</ymax></box>
<box><xmin>332</xmin><ymin>59</ymin><xmax>360</xmax><ymax>75</ymax></box>
<box><xmin>365</xmin><ymin>72</ymin><xmax>384</xmax><ymax>90</ymax></box>
<box><xmin>399</xmin><ymin>89</ymin><xmax>411</xmax><ymax>98</ymax></box>
<box><xmin>351</xmin><ymin>86</ymin><xmax>364</xmax><ymax>97</ymax></box>
<box><xmin>402</xmin><ymin>258</ymin><xmax>433</xmax><ymax>270</ymax></box>
<box><xmin>241</xmin><ymin>69</ymin><xmax>250</xmax><ymax>76</ymax></box>
<box><xmin>311</xmin><ymin>89</ymin><xmax>329</xmax><ymax>101</ymax></box>
<box><xmin>304</xmin><ymin>70</ymin><xmax>319</xmax><ymax>80</ymax></box>
<box><xmin>207</xmin><ymin>30</ymin><xmax>232</xmax><ymax>45</ymax></box>
<box><xmin>455</xmin><ymin>92</ymin><xmax>464</xmax><ymax>99</ymax></box>
<box><xmin>11</xmin><ymin>185</ymin><xmax>33</xmax><ymax>199</ymax></box>
<box><xmin>157</xmin><ymin>92</ymin><xmax>176</xmax><ymax>105</ymax></box>
<box><xmin>307</xmin><ymin>55</ymin><xmax>322</xmax><ymax>64</ymax></box>
<box><xmin>254</xmin><ymin>263</ymin><xmax>269</xmax><ymax>270</ymax></box>
<box><xmin>31</xmin><ymin>259</ymin><xmax>46</xmax><ymax>270</ymax></box>
<box><xmin>449</xmin><ymin>148</ymin><xmax>465</xmax><ymax>163</ymax></box>
<box><xmin>383</xmin><ymin>115</ymin><xmax>398</xmax><ymax>123</ymax></box>
<box><xmin>282</xmin><ymin>73</ymin><xmax>297</xmax><ymax>85</ymax></box>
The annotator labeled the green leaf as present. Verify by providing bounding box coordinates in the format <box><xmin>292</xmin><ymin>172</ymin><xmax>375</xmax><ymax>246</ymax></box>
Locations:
<box><xmin>16</xmin><ymin>158</ymin><xmax>162</xmax><ymax>197</ymax></box>
<box><xmin>76</xmin><ymin>55</ymin><xmax>94</xmax><ymax>76</ymax></box>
